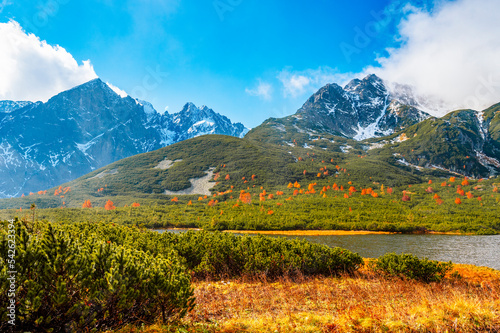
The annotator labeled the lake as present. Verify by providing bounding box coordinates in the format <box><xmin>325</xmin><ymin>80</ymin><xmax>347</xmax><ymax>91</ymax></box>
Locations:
<box><xmin>155</xmin><ymin>229</ymin><xmax>500</xmax><ymax>270</ymax></box>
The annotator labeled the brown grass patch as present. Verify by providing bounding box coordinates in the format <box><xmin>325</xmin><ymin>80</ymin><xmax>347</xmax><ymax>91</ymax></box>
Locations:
<box><xmin>187</xmin><ymin>268</ymin><xmax>500</xmax><ymax>332</ymax></box>
<box><xmin>109</xmin><ymin>264</ymin><xmax>500</xmax><ymax>333</ymax></box>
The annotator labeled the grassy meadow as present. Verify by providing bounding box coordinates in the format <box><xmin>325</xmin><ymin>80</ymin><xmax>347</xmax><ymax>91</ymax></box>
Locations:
<box><xmin>109</xmin><ymin>263</ymin><xmax>500</xmax><ymax>333</ymax></box>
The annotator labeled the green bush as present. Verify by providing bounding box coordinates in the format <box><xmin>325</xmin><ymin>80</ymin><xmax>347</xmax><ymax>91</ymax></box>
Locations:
<box><xmin>170</xmin><ymin>231</ymin><xmax>364</xmax><ymax>279</ymax></box>
<box><xmin>48</xmin><ymin>224</ymin><xmax>364</xmax><ymax>279</ymax></box>
<box><xmin>0</xmin><ymin>220</ymin><xmax>194</xmax><ymax>332</ymax></box>
<box><xmin>370</xmin><ymin>253</ymin><xmax>453</xmax><ymax>282</ymax></box>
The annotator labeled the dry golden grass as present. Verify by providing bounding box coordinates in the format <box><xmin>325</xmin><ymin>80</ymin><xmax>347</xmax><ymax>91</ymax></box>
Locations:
<box><xmin>111</xmin><ymin>264</ymin><xmax>500</xmax><ymax>333</ymax></box>
<box><xmin>223</xmin><ymin>230</ymin><xmax>395</xmax><ymax>236</ymax></box>
<box><xmin>187</xmin><ymin>265</ymin><xmax>500</xmax><ymax>332</ymax></box>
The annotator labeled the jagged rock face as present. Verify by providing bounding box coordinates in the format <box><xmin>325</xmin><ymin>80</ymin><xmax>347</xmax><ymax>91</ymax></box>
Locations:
<box><xmin>294</xmin><ymin>74</ymin><xmax>430</xmax><ymax>140</ymax></box>
<box><xmin>379</xmin><ymin>100</ymin><xmax>430</xmax><ymax>134</ymax></box>
<box><xmin>0</xmin><ymin>101</ymin><xmax>33</xmax><ymax>123</ymax></box>
<box><xmin>173</xmin><ymin>103</ymin><xmax>249</xmax><ymax>142</ymax></box>
<box><xmin>0</xmin><ymin>100</ymin><xmax>33</xmax><ymax>113</ymax></box>
<box><xmin>0</xmin><ymin>79</ymin><xmax>248</xmax><ymax>198</ymax></box>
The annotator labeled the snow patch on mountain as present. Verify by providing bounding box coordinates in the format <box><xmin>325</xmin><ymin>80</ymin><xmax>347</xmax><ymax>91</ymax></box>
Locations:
<box><xmin>238</xmin><ymin>128</ymin><xmax>250</xmax><ymax>138</ymax></box>
<box><xmin>354</xmin><ymin>94</ymin><xmax>391</xmax><ymax>140</ymax></box>
<box><xmin>476</xmin><ymin>151</ymin><xmax>500</xmax><ymax>175</ymax></box>
<box><xmin>475</xmin><ymin>110</ymin><xmax>488</xmax><ymax>140</ymax></box>
<box><xmin>106</xmin><ymin>82</ymin><xmax>128</xmax><ymax>98</ymax></box>
<box><xmin>0</xmin><ymin>142</ymin><xmax>18</xmax><ymax>168</ymax></box>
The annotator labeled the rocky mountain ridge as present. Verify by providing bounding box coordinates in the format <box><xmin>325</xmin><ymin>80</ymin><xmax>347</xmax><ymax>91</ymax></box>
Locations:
<box><xmin>0</xmin><ymin>79</ymin><xmax>248</xmax><ymax>198</ymax></box>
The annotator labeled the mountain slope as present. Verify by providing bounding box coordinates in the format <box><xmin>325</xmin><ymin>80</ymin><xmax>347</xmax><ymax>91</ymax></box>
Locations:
<box><xmin>0</xmin><ymin>132</ymin><xmax>459</xmax><ymax>209</ymax></box>
<box><xmin>245</xmin><ymin>74</ymin><xmax>500</xmax><ymax>178</ymax></box>
<box><xmin>366</xmin><ymin>105</ymin><xmax>500</xmax><ymax>178</ymax></box>
<box><xmin>0</xmin><ymin>79</ymin><xmax>248</xmax><ymax>198</ymax></box>
<box><xmin>0</xmin><ymin>100</ymin><xmax>33</xmax><ymax>122</ymax></box>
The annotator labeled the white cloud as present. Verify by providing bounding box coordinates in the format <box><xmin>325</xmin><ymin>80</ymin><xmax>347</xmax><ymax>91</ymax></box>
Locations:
<box><xmin>245</xmin><ymin>80</ymin><xmax>273</xmax><ymax>100</ymax></box>
<box><xmin>0</xmin><ymin>20</ymin><xmax>98</xmax><ymax>102</ymax></box>
<box><xmin>366</xmin><ymin>0</ymin><xmax>500</xmax><ymax>113</ymax></box>
<box><xmin>277</xmin><ymin>67</ymin><xmax>355</xmax><ymax>98</ymax></box>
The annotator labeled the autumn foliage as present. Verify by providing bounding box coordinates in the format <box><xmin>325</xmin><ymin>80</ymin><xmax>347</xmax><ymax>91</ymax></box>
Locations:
<box><xmin>82</xmin><ymin>200</ymin><xmax>92</xmax><ymax>209</ymax></box>
<box><xmin>104</xmin><ymin>200</ymin><xmax>116</xmax><ymax>210</ymax></box>
<box><xmin>239</xmin><ymin>191</ymin><xmax>252</xmax><ymax>204</ymax></box>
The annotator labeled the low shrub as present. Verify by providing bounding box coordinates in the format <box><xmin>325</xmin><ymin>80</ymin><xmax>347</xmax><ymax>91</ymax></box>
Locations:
<box><xmin>370</xmin><ymin>252</ymin><xmax>453</xmax><ymax>282</ymax></box>
<box><xmin>0</xmin><ymin>220</ymin><xmax>194</xmax><ymax>332</ymax></box>
<box><xmin>170</xmin><ymin>231</ymin><xmax>364</xmax><ymax>279</ymax></box>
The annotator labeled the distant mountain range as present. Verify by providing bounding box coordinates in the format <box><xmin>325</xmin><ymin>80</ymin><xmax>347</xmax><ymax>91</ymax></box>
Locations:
<box><xmin>1</xmin><ymin>74</ymin><xmax>500</xmax><ymax>199</ymax></box>
<box><xmin>0</xmin><ymin>79</ymin><xmax>248</xmax><ymax>198</ymax></box>
<box><xmin>247</xmin><ymin>74</ymin><xmax>500</xmax><ymax>178</ymax></box>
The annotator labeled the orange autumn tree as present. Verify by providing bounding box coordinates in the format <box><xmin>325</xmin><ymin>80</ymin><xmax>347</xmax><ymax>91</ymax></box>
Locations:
<box><xmin>82</xmin><ymin>200</ymin><xmax>92</xmax><ymax>208</ymax></box>
<box><xmin>239</xmin><ymin>191</ymin><xmax>252</xmax><ymax>204</ymax></box>
<box><xmin>104</xmin><ymin>200</ymin><xmax>116</xmax><ymax>210</ymax></box>
<box><xmin>131</xmin><ymin>202</ymin><xmax>140</xmax><ymax>207</ymax></box>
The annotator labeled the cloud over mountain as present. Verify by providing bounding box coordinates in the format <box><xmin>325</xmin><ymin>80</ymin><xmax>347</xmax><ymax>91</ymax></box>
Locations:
<box><xmin>368</xmin><ymin>0</ymin><xmax>500</xmax><ymax>113</ymax></box>
<box><xmin>0</xmin><ymin>20</ymin><xmax>97</xmax><ymax>102</ymax></box>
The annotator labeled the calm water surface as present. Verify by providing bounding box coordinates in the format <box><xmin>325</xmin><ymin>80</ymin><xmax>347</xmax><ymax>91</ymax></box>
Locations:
<box><xmin>155</xmin><ymin>229</ymin><xmax>500</xmax><ymax>270</ymax></box>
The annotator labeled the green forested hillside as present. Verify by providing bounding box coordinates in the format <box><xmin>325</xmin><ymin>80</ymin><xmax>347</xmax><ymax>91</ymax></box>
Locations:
<box><xmin>1</xmin><ymin>109</ymin><xmax>500</xmax><ymax>235</ymax></box>
<box><xmin>0</xmin><ymin>134</ymin><xmax>448</xmax><ymax>209</ymax></box>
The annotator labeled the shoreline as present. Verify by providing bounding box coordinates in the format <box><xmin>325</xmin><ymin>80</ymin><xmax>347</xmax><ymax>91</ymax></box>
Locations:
<box><xmin>156</xmin><ymin>228</ymin><xmax>472</xmax><ymax>236</ymax></box>
<box><xmin>223</xmin><ymin>229</ymin><xmax>396</xmax><ymax>236</ymax></box>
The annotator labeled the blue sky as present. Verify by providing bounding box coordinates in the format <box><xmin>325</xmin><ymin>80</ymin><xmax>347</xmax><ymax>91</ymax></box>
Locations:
<box><xmin>1</xmin><ymin>0</ymin><xmax>499</xmax><ymax>127</ymax></box>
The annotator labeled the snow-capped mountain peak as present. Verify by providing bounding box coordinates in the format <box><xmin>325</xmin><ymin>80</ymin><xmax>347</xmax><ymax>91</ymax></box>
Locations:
<box><xmin>106</xmin><ymin>82</ymin><xmax>128</xmax><ymax>98</ymax></box>
<box><xmin>273</xmin><ymin>74</ymin><xmax>430</xmax><ymax>141</ymax></box>
<box><xmin>0</xmin><ymin>80</ymin><xmax>249</xmax><ymax>198</ymax></box>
